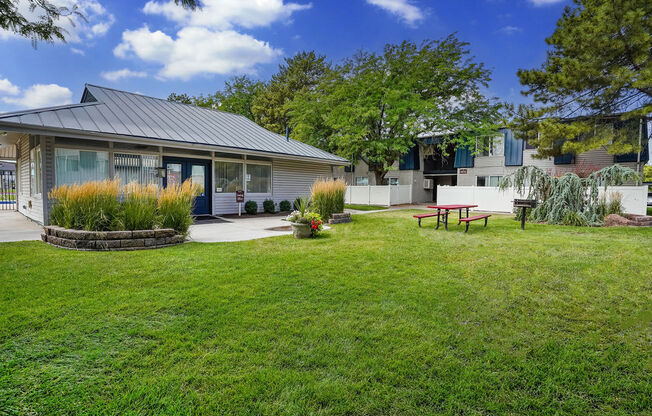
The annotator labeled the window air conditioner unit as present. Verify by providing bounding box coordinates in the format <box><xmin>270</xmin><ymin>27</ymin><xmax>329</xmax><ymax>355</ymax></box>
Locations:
<box><xmin>423</xmin><ymin>179</ymin><xmax>433</xmax><ymax>189</ymax></box>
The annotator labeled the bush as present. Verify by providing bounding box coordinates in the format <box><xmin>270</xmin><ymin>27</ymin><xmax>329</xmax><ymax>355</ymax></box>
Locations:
<box><xmin>263</xmin><ymin>199</ymin><xmax>275</xmax><ymax>213</ymax></box>
<box><xmin>244</xmin><ymin>200</ymin><xmax>258</xmax><ymax>215</ymax></box>
<box><xmin>158</xmin><ymin>179</ymin><xmax>200</xmax><ymax>235</ymax></box>
<box><xmin>279</xmin><ymin>200</ymin><xmax>291</xmax><ymax>212</ymax></box>
<box><xmin>310</xmin><ymin>179</ymin><xmax>346</xmax><ymax>221</ymax></box>
<box><xmin>49</xmin><ymin>178</ymin><xmax>121</xmax><ymax>231</ymax></box>
<box><xmin>50</xmin><ymin>178</ymin><xmax>200</xmax><ymax>235</ymax></box>
<box><xmin>117</xmin><ymin>183</ymin><xmax>158</xmax><ymax>230</ymax></box>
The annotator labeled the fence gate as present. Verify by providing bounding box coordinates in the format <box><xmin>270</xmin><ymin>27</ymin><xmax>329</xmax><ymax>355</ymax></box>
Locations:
<box><xmin>0</xmin><ymin>171</ymin><xmax>16</xmax><ymax>210</ymax></box>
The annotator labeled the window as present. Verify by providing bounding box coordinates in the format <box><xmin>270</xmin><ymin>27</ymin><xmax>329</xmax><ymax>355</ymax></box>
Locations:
<box><xmin>55</xmin><ymin>148</ymin><xmax>109</xmax><ymax>186</ymax></box>
<box><xmin>114</xmin><ymin>153</ymin><xmax>158</xmax><ymax>185</ymax></box>
<box><xmin>30</xmin><ymin>145</ymin><xmax>42</xmax><ymax>195</ymax></box>
<box><xmin>477</xmin><ymin>135</ymin><xmax>504</xmax><ymax>157</ymax></box>
<box><xmin>354</xmin><ymin>176</ymin><xmax>369</xmax><ymax>186</ymax></box>
<box><xmin>388</xmin><ymin>178</ymin><xmax>399</xmax><ymax>185</ymax></box>
<box><xmin>214</xmin><ymin>161</ymin><xmax>243</xmax><ymax>193</ymax></box>
<box><xmin>476</xmin><ymin>175</ymin><xmax>502</xmax><ymax>187</ymax></box>
<box><xmin>246</xmin><ymin>163</ymin><xmax>271</xmax><ymax>193</ymax></box>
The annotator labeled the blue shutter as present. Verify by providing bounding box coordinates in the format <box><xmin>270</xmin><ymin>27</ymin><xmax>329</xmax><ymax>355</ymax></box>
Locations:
<box><xmin>454</xmin><ymin>145</ymin><xmax>474</xmax><ymax>168</ymax></box>
<box><xmin>399</xmin><ymin>145</ymin><xmax>420</xmax><ymax>170</ymax></box>
<box><xmin>503</xmin><ymin>129</ymin><xmax>524</xmax><ymax>166</ymax></box>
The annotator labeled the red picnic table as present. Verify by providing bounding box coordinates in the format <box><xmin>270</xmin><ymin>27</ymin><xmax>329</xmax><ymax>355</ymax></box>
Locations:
<box><xmin>426</xmin><ymin>204</ymin><xmax>478</xmax><ymax>231</ymax></box>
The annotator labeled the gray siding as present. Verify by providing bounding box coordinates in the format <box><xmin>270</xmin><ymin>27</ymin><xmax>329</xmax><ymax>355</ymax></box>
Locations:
<box><xmin>16</xmin><ymin>135</ymin><xmax>45</xmax><ymax>223</ymax></box>
<box><xmin>213</xmin><ymin>159</ymin><xmax>332</xmax><ymax>215</ymax></box>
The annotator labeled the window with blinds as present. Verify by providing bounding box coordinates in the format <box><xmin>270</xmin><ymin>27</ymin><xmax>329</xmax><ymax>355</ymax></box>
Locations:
<box><xmin>114</xmin><ymin>153</ymin><xmax>159</xmax><ymax>186</ymax></box>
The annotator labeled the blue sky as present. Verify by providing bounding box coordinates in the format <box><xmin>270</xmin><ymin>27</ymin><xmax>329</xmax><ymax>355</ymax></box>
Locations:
<box><xmin>0</xmin><ymin>0</ymin><xmax>571</xmax><ymax>112</ymax></box>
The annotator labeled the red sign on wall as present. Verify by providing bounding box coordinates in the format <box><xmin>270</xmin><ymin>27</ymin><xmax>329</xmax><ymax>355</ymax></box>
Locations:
<box><xmin>235</xmin><ymin>190</ymin><xmax>245</xmax><ymax>203</ymax></box>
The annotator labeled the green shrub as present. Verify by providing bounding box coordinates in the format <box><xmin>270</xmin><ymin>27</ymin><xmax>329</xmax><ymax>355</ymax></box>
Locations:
<box><xmin>279</xmin><ymin>200</ymin><xmax>291</xmax><ymax>212</ymax></box>
<box><xmin>310</xmin><ymin>179</ymin><xmax>346</xmax><ymax>221</ymax></box>
<box><xmin>244</xmin><ymin>200</ymin><xmax>258</xmax><ymax>215</ymax></box>
<box><xmin>263</xmin><ymin>199</ymin><xmax>275</xmax><ymax>213</ymax></box>
<box><xmin>117</xmin><ymin>183</ymin><xmax>159</xmax><ymax>230</ymax></box>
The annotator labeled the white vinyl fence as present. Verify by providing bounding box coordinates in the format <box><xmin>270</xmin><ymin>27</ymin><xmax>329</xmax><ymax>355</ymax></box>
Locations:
<box><xmin>437</xmin><ymin>185</ymin><xmax>648</xmax><ymax>215</ymax></box>
<box><xmin>346</xmin><ymin>185</ymin><xmax>412</xmax><ymax>206</ymax></box>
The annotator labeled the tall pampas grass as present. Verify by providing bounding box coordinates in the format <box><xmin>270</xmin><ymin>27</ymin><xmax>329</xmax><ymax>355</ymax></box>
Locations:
<box><xmin>158</xmin><ymin>179</ymin><xmax>201</xmax><ymax>235</ymax></box>
<box><xmin>117</xmin><ymin>182</ymin><xmax>159</xmax><ymax>230</ymax></box>
<box><xmin>310</xmin><ymin>178</ymin><xmax>346</xmax><ymax>221</ymax></box>
<box><xmin>49</xmin><ymin>178</ymin><xmax>201</xmax><ymax>234</ymax></box>
<box><xmin>48</xmin><ymin>178</ymin><xmax>121</xmax><ymax>231</ymax></box>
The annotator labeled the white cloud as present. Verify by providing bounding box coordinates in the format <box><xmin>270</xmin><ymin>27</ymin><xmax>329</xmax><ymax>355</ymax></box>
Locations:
<box><xmin>0</xmin><ymin>78</ymin><xmax>20</xmax><ymax>95</ymax></box>
<box><xmin>101</xmin><ymin>69</ymin><xmax>147</xmax><ymax>82</ymax></box>
<box><xmin>0</xmin><ymin>0</ymin><xmax>114</xmax><ymax>43</ymax></box>
<box><xmin>2</xmin><ymin>84</ymin><xmax>73</xmax><ymax>108</ymax></box>
<box><xmin>143</xmin><ymin>0</ymin><xmax>312</xmax><ymax>30</ymax></box>
<box><xmin>101</xmin><ymin>69</ymin><xmax>148</xmax><ymax>82</ymax></box>
<box><xmin>115</xmin><ymin>26</ymin><xmax>282</xmax><ymax>80</ymax></box>
<box><xmin>528</xmin><ymin>0</ymin><xmax>564</xmax><ymax>5</ymax></box>
<box><xmin>497</xmin><ymin>25</ymin><xmax>522</xmax><ymax>35</ymax></box>
<box><xmin>365</xmin><ymin>0</ymin><xmax>424</xmax><ymax>27</ymax></box>
<box><xmin>70</xmin><ymin>47</ymin><xmax>85</xmax><ymax>55</ymax></box>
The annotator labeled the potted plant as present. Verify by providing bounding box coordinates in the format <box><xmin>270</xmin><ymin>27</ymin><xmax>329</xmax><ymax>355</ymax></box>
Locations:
<box><xmin>285</xmin><ymin>196</ymin><xmax>323</xmax><ymax>238</ymax></box>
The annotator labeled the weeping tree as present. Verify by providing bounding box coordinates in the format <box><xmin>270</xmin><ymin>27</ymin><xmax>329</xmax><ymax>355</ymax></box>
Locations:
<box><xmin>499</xmin><ymin>164</ymin><xmax>641</xmax><ymax>226</ymax></box>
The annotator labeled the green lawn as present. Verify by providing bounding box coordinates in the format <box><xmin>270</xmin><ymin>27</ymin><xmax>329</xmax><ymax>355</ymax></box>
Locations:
<box><xmin>344</xmin><ymin>204</ymin><xmax>388</xmax><ymax>211</ymax></box>
<box><xmin>1</xmin><ymin>211</ymin><xmax>651</xmax><ymax>415</ymax></box>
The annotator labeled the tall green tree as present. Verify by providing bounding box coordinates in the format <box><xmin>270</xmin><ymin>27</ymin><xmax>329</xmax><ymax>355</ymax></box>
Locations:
<box><xmin>252</xmin><ymin>51</ymin><xmax>330</xmax><ymax>134</ymax></box>
<box><xmin>289</xmin><ymin>36</ymin><xmax>503</xmax><ymax>184</ymax></box>
<box><xmin>167</xmin><ymin>75</ymin><xmax>263</xmax><ymax>122</ymax></box>
<box><xmin>514</xmin><ymin>0</ymin><xmax>651</xmax><ymax>158</ymax></box>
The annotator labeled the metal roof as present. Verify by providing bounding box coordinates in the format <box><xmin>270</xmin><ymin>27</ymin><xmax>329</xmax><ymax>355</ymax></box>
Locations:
<box><xmin>0</xmin><ymin>84</ymin><xmax>347</xmax><ymax>164</ymax></box>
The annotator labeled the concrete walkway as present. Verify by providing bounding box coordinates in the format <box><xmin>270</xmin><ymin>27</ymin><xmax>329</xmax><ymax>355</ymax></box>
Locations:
<box><xmin>0</xmin><ymin>211</ymin><xmax>43</xmax><ymax>242</ymax></box>
<box><xmin>188</xmin><ymin>215</ymin><xmax>294</xmax><ymax>243</ymax></box>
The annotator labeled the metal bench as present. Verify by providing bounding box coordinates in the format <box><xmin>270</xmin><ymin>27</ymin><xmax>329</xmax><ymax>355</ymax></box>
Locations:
<box><xmin>459</xmin><ymin>214</ymin><xmax>491</xmax><ymax>232</ymax></box>
<box><xmin>413</xmin><ymin>213</ymin><xmax>441</xmax><ymax>227</ymax></box>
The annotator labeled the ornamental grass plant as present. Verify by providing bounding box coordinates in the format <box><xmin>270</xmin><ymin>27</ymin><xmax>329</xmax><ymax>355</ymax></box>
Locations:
<box><xmin>310</xmin><ymin>178</ymin><xmax>346</xmax><ymax>221</ymax></box>
<box><xmin>49</xmin><ymin>179</ymin><xmax>200</xmax><ymax>234</ymax></box>
<box><xmin>158</xmin><ymin>180</ymin><xmax>201</xmax><ymax>235</ymax></box>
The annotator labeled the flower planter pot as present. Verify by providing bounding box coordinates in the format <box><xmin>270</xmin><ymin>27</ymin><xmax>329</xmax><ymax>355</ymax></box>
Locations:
<box><xmin>290</xmin><ymin>222</ymin><xmax>312</xmax><ymax>239</ymax></box>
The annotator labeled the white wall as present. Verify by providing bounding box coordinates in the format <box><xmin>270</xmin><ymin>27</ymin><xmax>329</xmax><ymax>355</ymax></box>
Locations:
<box><xmin>345</xmin><ymin>185</ymin><xmax>411</xmax><ymax>206</ymax></box>
<box><xmin>437</xmin><ymin>185</ymin><xmax>648</xmax><ymax>215</ymax></box>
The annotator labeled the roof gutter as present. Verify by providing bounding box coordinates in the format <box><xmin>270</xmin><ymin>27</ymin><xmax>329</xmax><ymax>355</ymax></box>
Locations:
<box><xmin>0</xmin><ymin>122</ymin><xmax>349</xmax><ymax>166</ymax></box>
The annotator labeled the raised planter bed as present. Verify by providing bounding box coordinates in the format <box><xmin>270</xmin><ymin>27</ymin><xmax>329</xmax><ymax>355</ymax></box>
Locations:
<box><xmin>328</xmin><ymin>212</ymin><xmax>352</xmax><ymax>224</ymax></box>
<box><xmin>41</xmin><ymin>226</ymin><xmax>185</xmax><ymax>251</ymax></box>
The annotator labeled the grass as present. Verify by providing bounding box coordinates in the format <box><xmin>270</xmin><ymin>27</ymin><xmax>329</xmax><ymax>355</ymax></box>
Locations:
<box><xmin>344</xmin><ymin>204</ymin><xmax>388</xmax><ymax>211</ymax></box>
<box><xmin>1</xmin><ymin>211</ymin><xmax>651</xmax><ymax>415</ymax></box>
<box><xmin>647</xmin><ymin>206</ymin><xmax>651</xmax><ymax>216</ymax></box>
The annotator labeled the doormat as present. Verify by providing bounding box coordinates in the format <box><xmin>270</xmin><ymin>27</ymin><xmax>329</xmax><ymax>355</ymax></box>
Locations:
<box><xmin>193</xmin><ymin>215</ymin><xmax>230</xmax><ymax>224</ymax></box>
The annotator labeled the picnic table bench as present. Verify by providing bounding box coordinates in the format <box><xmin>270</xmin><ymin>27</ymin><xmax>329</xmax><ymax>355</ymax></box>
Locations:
<box><xmin>413</xmin><ymin>212</ymin><xmax>441</xmax><ymax>227</ymax></box>
<box><xmin>459</xmin><ymin>214</ymin><xmax>491</xmax><ymax>232</ymax></box>
<box><xmin>425</xmin><ymin>204</ymin><xmax>479</xmax><ymax>231</ymax></box>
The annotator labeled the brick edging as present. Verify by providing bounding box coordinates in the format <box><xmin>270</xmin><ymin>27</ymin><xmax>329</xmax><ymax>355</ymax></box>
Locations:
<box><xmin>41</xmin><ymin>226</ymin><xmax>185</xmax><ymax>251</ymax></box>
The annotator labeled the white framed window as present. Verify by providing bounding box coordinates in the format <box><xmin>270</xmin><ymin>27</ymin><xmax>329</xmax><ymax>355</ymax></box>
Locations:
<box><xmin>246</xmin><ymin>162</ymin><xmax>271</xmax><ymax>194</ymax></box>
<box><xmin>55</xmin><ymin>148</ymin><xmax>109</xmax><ymax>186</ymax></box>
<box><xmin>388</xmin><ymin>178</ymin><xmax>399</xmax><ymax>185</ymax></box>
<box><xmin>476</xmin><ymin>175</ymin><xmax>502</xmax><ymax>187</ymax></box>
<box><xmin>215</xmin><ymin>160</ymin><xmax>244</xmax><ymax>193</ymax></box>
<box><xmin>30</xmin><ymin>145</ymin><xmax>42</xmax><ymax>196</ymax></box>
<box><xmin>114</xmin><ymin>153</ymin><xmax>159</xmax><ymax>185</ymax></box>
<box><xmin>354</xmin><ymin>176</ymin><xmax>369</xmax><ymax>186</ymax></box>
<box><xmin>477</xmin><ymin>135</ymin><xmax>504</xmax><ymax>157</ymax></box>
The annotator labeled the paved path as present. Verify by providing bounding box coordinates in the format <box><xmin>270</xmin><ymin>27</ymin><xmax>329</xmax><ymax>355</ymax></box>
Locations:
<box><xmin>188</xmin><ymin>216</ymin><xmax>294</xmax><ymax>243</ymax></box>
<box><xmin>0</xmin><ymin>211</ymin><xmax>43</xmax><ymax>242</ymax></box>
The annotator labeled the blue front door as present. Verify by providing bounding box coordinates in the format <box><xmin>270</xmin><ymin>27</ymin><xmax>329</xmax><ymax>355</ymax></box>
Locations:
<box><xmin>162</xmin><ymin>157</ymin><xmax>211</xmax><ymax>216</ymax></box>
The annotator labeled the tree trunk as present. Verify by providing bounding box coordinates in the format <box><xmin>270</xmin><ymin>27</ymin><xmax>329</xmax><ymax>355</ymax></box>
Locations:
<box><xmin>373</xmin><ymin>169</ymin><xmax>387</xmax><ymax>185</ymax></box>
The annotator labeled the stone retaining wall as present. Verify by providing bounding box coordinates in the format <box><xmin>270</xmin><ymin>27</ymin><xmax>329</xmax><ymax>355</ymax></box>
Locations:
<box><xmin>41</xmin><ymin>226</ymin><xmax>185</xmax><ymax>251</ymax></box>
<box><xmin>328</xmin><ymin>212</ymin><xmax>352</xmax><ymax>225</ymax></box>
